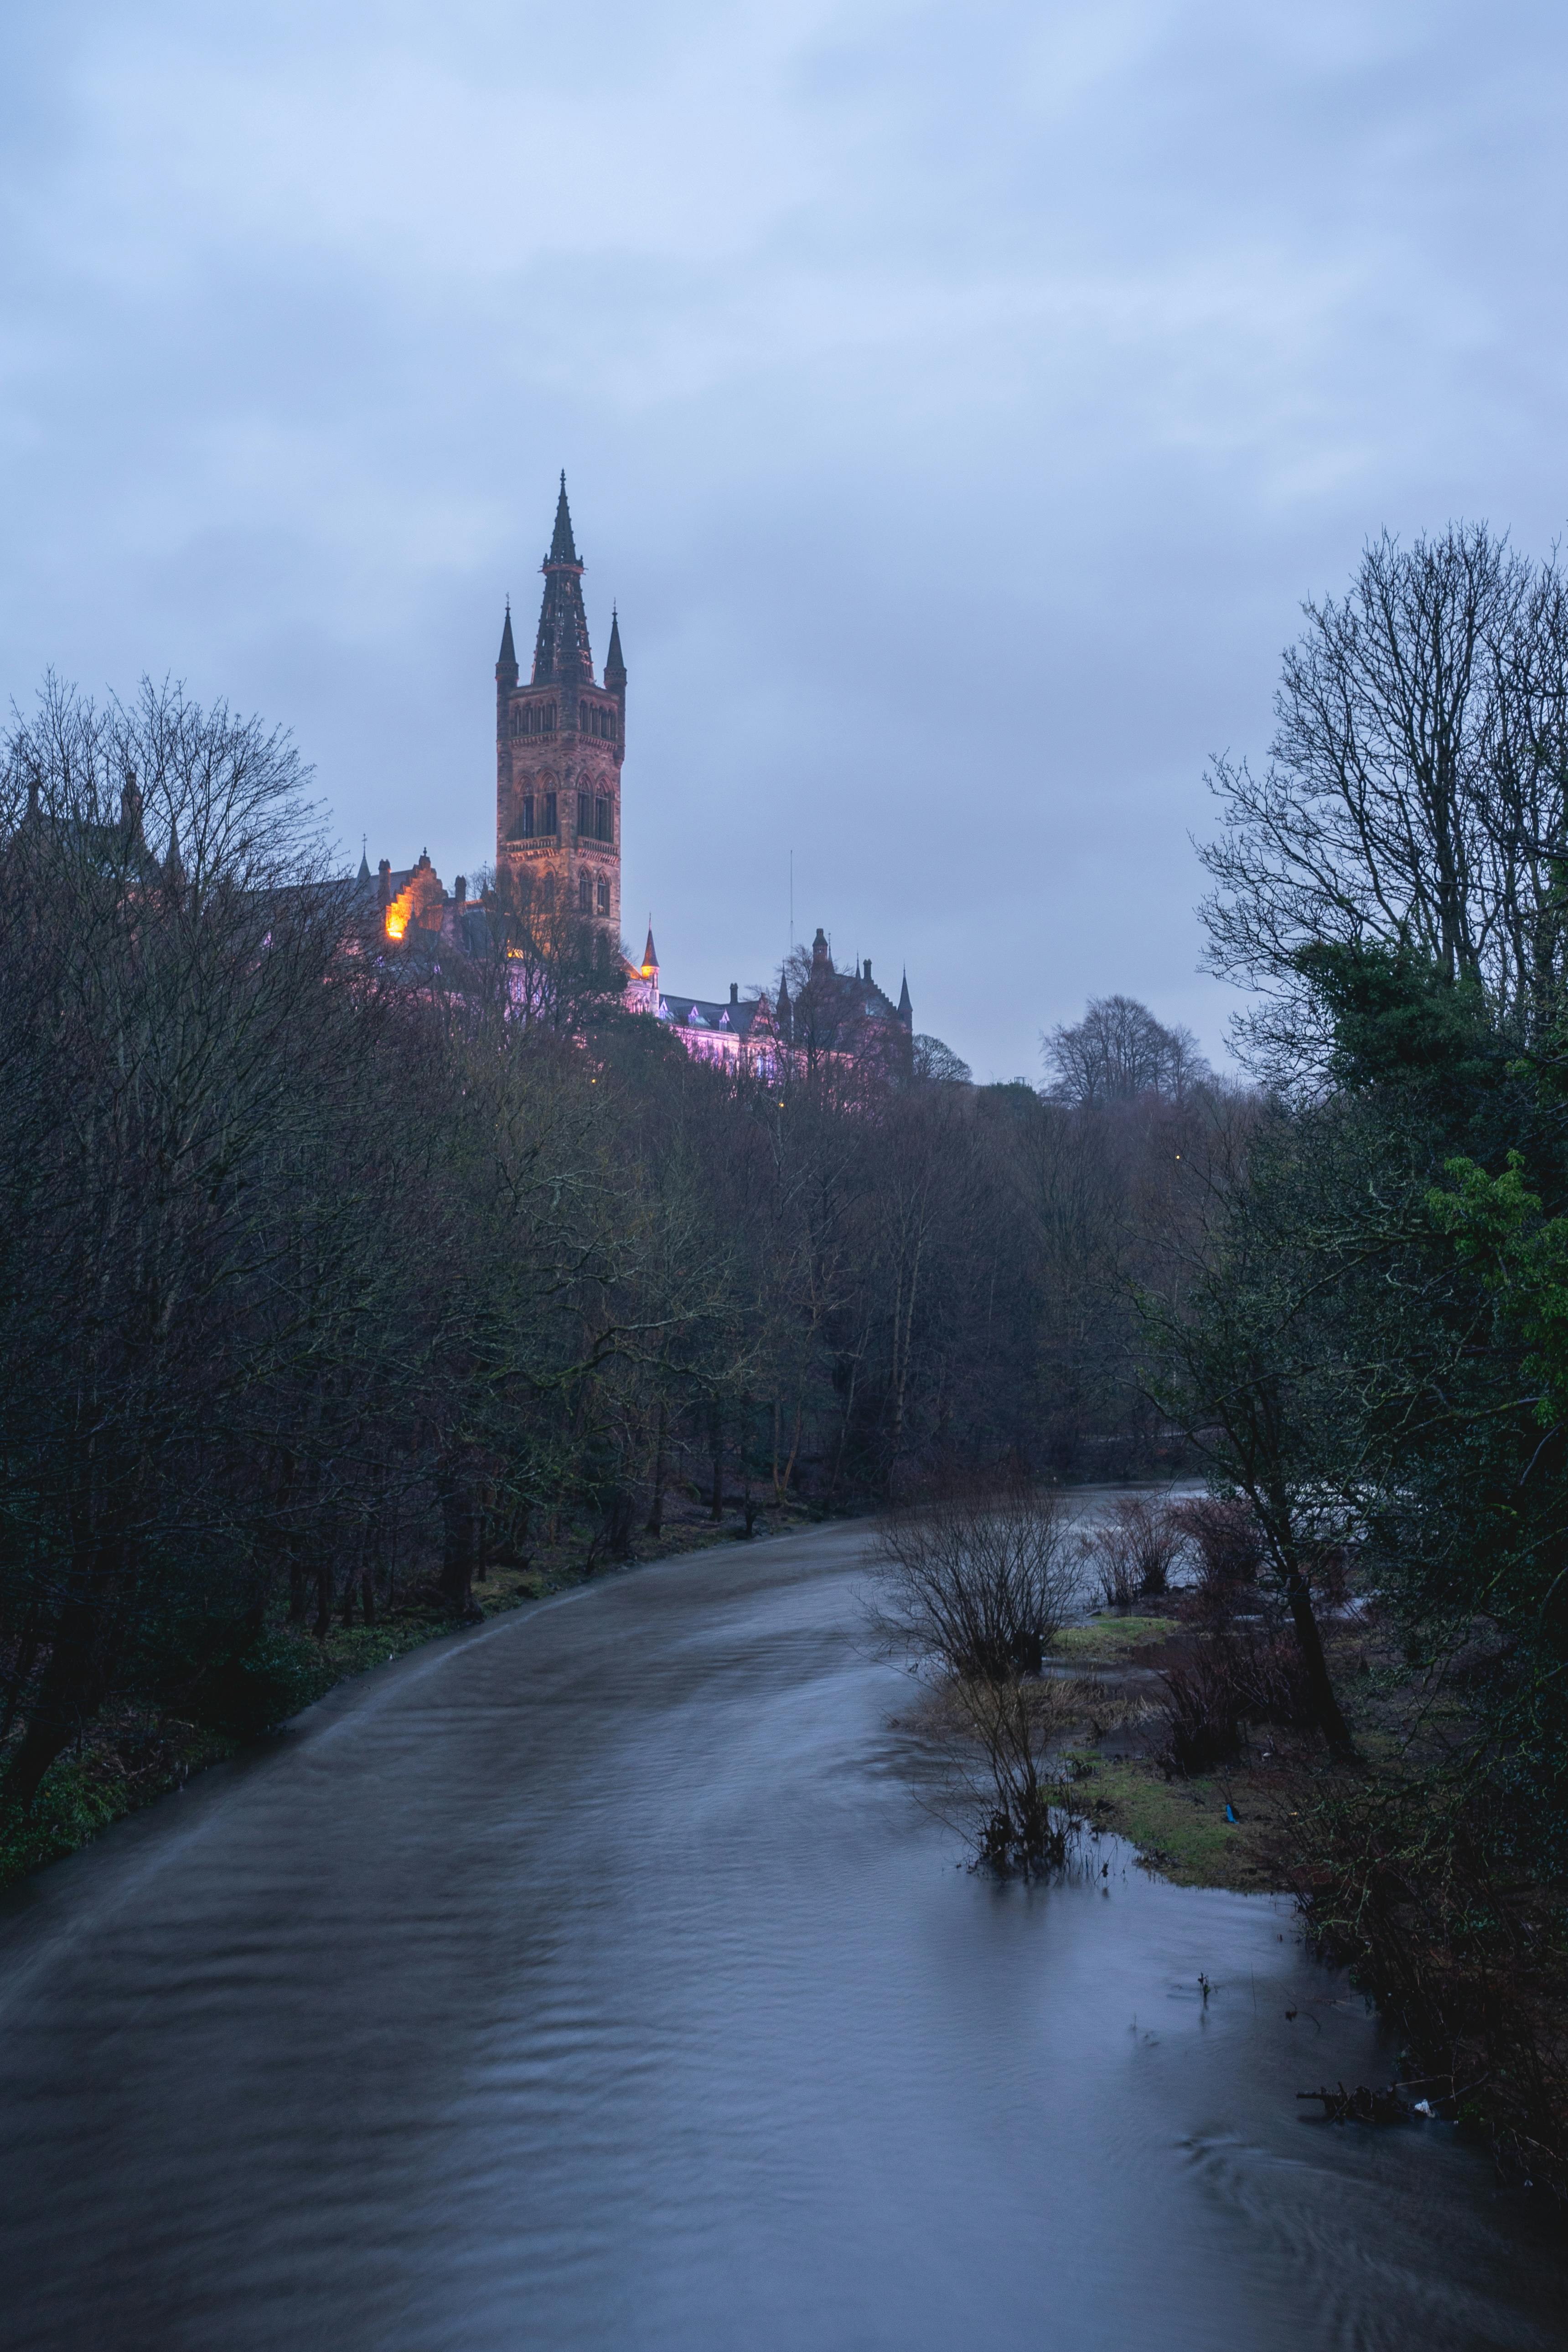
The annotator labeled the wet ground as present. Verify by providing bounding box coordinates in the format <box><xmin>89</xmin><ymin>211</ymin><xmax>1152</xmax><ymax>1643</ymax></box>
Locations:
<box><xmin>1</xmin><ymin>1520</ymin><xmax>1563</xmax><ymax>2349</ymax></box>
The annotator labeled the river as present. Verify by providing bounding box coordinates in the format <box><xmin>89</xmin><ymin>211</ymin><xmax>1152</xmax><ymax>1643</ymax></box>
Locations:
<box><xmin>0</xmin><ymin>1520</ymin><xmax>1563</xmax><ymax>2350</ymax></box>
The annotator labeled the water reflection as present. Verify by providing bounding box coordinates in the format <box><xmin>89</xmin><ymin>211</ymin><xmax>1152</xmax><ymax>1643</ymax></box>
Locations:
<box><xmin>0</xmin><ymin>1521</ymin><xmax>1561</xmax><ymax>2350</ymax></box>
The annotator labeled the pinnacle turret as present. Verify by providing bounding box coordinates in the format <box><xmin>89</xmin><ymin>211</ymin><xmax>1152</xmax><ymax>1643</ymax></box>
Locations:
<box><xmin>497</xmin><ymin>602</ymin><xmax>517</xmax><ymax>672</ymax></box>
<box><xmin>549</xmin><ymin>472</ymin><xmax>579</xmax><ymax>564</ymax></box>
<box><xmin>642</xmin><ymin>922</ymin><xmax>658</xmax><ymax>973</ymax></box>
<box><xmin>531</xmin><ymin>477</ymin><xmax>594</xmax><ymax>686</ymax></box>
<box><xmin>897</xmin><ymin>969</ymin><xmax>913</xmax><ymax>1029</ymax></box>
<box><xmin>605</xmin><ymin>606</ymin><xmax>626</xmax><ymax>692</ymax></box>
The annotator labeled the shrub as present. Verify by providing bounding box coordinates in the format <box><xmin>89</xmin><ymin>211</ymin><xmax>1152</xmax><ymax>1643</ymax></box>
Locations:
<box><xmin>869</xmin><ymin>1483</ymin><xmax>1077</xmax><ymax>1680</ymax></box>
<box><xmin>1168</xmin><ymin>1496</ymin><xmax>1263</xmax><ymax>1608</ymax></box>
<box><xmin>952</xmin><ymin>1675</ymin><xmax>1070</xmax><ymax>1877</ymax></box>
<box><xmin>1079</xmin><ymin>1495</ymin><xmax>1182</xmax><ymax>1608</ymax></box>
<box><xmin>188</xmin><ymin>1630</ymin><xmax>326</xmax><ymax>1741</ymax></box>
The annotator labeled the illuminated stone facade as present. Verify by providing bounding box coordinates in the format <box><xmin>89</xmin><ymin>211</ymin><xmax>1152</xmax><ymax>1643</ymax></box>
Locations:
<box><xmin>356</xmin><ymin>479</ymin><xmax>916</xmax><ymax>1071</ymax></box>
<box><xmin>494</xmin><ymin>476</ymin><xmax>624</xmax><ymax>933</ymax></box>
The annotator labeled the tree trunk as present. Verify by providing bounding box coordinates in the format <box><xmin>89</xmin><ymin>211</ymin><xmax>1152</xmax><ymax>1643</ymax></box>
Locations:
<box><xmin>440</xmin><ymin>1471</ymin><xmax>476</xmax><ymax>1613</ymax></box>
<box><xmin>709</xmin><ymin>1400</ymin><xmax>724</xmax><ymax>1522</ymax></box>
<box><xmin>1280</xmin><ymin>1560</ymin><xmax>1356</xmax><ymax>1762</ymax></box>
<box><xmin>3</xmin><ymin>1567</ymin><xmax>116</xmax><ymax>1809</ymax></box>
<box><xmin>647</xmin><ymin>1401</ymin><xmax>667</xmax><ymax>1535</ymax></box>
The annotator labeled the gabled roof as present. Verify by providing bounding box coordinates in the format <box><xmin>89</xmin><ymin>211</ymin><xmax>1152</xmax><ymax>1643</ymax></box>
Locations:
<box><xmin>657</xmin><ymin>988</ymin><xmax>778</xmax><ymax>1042</ymax></box>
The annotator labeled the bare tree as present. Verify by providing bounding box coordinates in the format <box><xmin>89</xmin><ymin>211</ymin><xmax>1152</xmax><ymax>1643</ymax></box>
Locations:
<box><xmin>1044</xmin><ymin>995</ymin><xmax>1207</xmax><ymax>1106</ymax></box>
<box><xmin>1078</xmin><ymin>1495</ymin><xmax>1183</xmax><ymax>1608</ymax></box>
<box><xmin>869</xmin><ymin>1483</ymin><xmax>1078</xmax><ymax>1680</ymax></box>
<box><xmin>1197</xmin><ymin>522</ymin><xmax>1568</xmax><ymax>1080</ymax></box>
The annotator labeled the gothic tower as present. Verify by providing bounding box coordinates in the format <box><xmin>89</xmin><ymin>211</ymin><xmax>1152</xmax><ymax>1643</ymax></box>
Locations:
<box><xmin>495</xmin><ymin>476</ymin><xmax>625</xmax><ymax>932</ymax></box>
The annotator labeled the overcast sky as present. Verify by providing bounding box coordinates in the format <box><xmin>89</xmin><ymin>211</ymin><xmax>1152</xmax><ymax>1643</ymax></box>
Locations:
<box><xmin>3</xmin><ymin>2</ymin><xmax>1565</xmax><ymax>1079</ymax></box>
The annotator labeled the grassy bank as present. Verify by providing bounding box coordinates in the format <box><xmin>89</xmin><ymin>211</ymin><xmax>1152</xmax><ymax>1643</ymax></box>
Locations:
<box><xmin>1037</xmin><ymin>1600</ymin><xmax>1568</xmax><ymax>2200</ymax></box>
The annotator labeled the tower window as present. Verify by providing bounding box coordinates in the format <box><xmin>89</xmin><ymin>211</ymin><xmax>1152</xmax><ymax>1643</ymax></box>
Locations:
<box><xmin>542</xmin><ymin>791</ymin><xmax>557</xmax><ymax>834</ymax></box>
<box><xmin>542</xmin><ymin>872</ymin><xmax>556</xmax><ymax>911</ymax></box>
<box><xmin>595</xmin><ymin>796</ymin><xmax>610</xmax><ymax>842</ymax></box>
<box><xmin>520</xmin><ymin>795</ymin><xmax>534</xmax><ymax>838</ymax></box>
<box><xmin>577</xmin><ymin>791</ymin><xmax>592</xmax><ymax>840</ymax></box>
<box><xmin>578</xmin><ymin>873</ymin><xmax>593</xmax><ymax>914</ymax></box>
<box><xmin>597</xmin><ymin>875</ymin><xmax>610</xmax><ymax>915</ymax></box>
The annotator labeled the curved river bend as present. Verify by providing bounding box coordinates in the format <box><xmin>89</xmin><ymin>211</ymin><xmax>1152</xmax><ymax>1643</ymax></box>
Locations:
<box><xmin>0</xmin><ymin>1524</ymin><xmax>1563</xmax><ymax>2350</ymax></box>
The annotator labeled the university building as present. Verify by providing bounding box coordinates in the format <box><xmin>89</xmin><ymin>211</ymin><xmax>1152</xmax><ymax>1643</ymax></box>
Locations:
<box><xmin>361</xmin><ymin>479</ymin><xmax>913</xmax><ymax>1066</ymax></box>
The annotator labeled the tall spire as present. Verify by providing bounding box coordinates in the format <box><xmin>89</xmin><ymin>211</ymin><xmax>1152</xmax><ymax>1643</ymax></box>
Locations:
<box><xmin>605</xmin><ymin>605</ymin><xmax>626</xmax><ymax>692</ymax></box>
<box><xmin>549</xmin><ymin>472</ymin><xmax>578</xmax><ymax>563</ymax></box>
<box><xmin>497</xmin><ymin>600</ymin><xmax>516</xmax><ymax>669</ymax></box>
<box><xmin>531</xmin><ymin>476</ymin><xmax>593</xmax><ymax>686</ymax></box>
<box><xmin>641</xmin><ymin>922</ymin><xmax>658</xmax><ymax>974</ymax></box>
<box><xmin>897</xmin><ymin>969</ymin><xmax>912</xmax><ymax>1029</ymax></box>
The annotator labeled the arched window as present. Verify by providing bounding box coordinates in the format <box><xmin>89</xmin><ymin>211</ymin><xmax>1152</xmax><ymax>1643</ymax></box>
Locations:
<box><xmin>542</xmin><ymin>791</ymin><xmax>557</xmax><ymax>834</ymax></box>
<box><xmin>542</xmin><ymin>872</ymin><xmax>556</xmax><ymax>912</ymax></box>
<box><xmin>595</xmin><ymin>796</ymin><xmax>610</xmax><ymax>843</ymax></box>
<box><xmin>596</xmin><ymin>875</ymin><xmax>610</xmax><ymax>915</ymax></box>
<box><xmin>578</xmin><ymin>873</ymin><xmax>593</xmax><ymax>914</ymax></box>
<box><xmin>519</xmin><ymin>794</ymin><xmax>534</xmax><ymax>839</ymax></box>
<box><xmin>577</xmin><ymin>790</ymin><xmax>592</xmax><ymax>840</ymax></box>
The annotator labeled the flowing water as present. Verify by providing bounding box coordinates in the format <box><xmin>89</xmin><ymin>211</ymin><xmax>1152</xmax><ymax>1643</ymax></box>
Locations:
<box><xmin>0</xmin><ymin>1521</ymin><xmax>1563</xmax><ymax>2350</ymax></box>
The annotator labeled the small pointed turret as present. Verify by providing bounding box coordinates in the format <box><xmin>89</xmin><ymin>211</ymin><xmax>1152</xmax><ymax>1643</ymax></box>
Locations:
<box><xmin>549</xmin><ymin>472</ymin><xmax>579</xmax><ymax>563</ymax></box>
<box><xmin>641</xmin><ymin>922</ymin><xmax>658</xmax><ymax>975</ymax></box>
<box><xmin>897</xmin><ymin>969</ymin><xmax>912</xmax><ymax>1029</ymax></box>
<box><xmin>357</xmin><ymin>837</ymin><xmax>372</xmax><ymax>886</ymax></box>
<box><xmin>497</xmin><ymin>600</ymin><xmax>518</xmax><ymax>698</ymax></box>
<box><xmin>776</xmin><ymin>969</ymin><xmax>793</xmax><ymax>1044</ymax></box>
<box><xmin>605</xmin><ymin>606</ymin><xmax>626</xmax><ymax>693</ymax></box>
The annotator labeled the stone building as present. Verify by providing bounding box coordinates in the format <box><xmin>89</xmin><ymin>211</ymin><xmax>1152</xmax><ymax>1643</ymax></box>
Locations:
<box><xmin>362</xmin><ymin>479</ymin><xmax>914</xmax><ymax>1066</ymax></box>
<box><xmin>495</xmin><ymin>474</ymin><xmax>624</xmax><ymax>932</ymax></box>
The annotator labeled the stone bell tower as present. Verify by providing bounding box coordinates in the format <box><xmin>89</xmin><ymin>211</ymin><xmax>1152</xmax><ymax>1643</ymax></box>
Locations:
<box><xmin>495</xmin><ymin>476</ymin><xmax>625</xmax><ymax>932</ymax></box>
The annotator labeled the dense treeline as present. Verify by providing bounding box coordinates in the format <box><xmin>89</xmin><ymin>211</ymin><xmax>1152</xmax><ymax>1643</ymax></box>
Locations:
<box><xmin>0</xmin><ymin>673</ymin><xmax>1224</xmax><ymax>1816</ymax></box>
<box><xmin>1144</xmin><ymin>522</ymin><xmax>1568</xmax><ymax>2181</ymax></box>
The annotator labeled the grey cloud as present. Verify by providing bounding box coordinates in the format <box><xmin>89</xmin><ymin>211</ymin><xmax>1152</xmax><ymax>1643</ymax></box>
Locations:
<box><xmin>3</xmin><ymin>0</ymin><xmax>1566</xmax><ymax>1075</ymax></box>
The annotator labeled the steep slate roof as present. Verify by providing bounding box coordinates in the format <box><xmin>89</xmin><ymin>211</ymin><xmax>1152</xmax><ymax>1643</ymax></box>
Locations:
<box><xmin>531</xmin><ymin>476</ymin><xmax>595</xmax><ymax>688</ymax></box>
